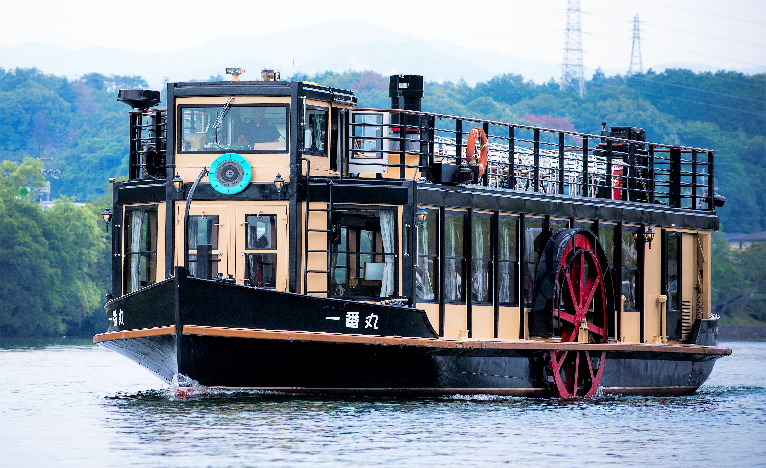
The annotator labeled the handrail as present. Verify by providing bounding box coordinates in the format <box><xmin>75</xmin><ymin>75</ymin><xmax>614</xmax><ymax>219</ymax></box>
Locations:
<box><xmin>342</xmin><ymin>107</ymin><xmax>716</xmax><ymax>212</ymax></box>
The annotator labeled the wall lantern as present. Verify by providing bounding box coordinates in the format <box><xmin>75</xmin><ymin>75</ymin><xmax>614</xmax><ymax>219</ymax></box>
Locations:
<box><xmin>274</xmin><ymin>173</ymin><xmax>285</xmax><ymax>199</ymax></box>
<box><xmin>100</xmin><ymin>208</ymin><xmax>113</xmax><ymax>232</ymax></box>
<box><xmin>415</xmin><ymin>207</ymin><xmax>428</xmax><ymax>226</ymax></box>
<box><xmin>645</xmin><ymin>227</ymin><xmax>655</xmax><ymax>249</ymax></box>
<box><xmin>634</xmin><ymin>226</ymin><xmax>656</xmax><ymax>249</ymax></box>
<box><xmin>172</xmin><ymin>173</ymin><xmax>184</xmax><ymax>193</ymax></box>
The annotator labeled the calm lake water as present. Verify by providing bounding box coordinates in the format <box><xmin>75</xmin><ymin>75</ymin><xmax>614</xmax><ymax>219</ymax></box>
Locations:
<box><xmin>0</xmin><ymin>340</ymin><xmax>764</xmax><ymax>467</ymax></box>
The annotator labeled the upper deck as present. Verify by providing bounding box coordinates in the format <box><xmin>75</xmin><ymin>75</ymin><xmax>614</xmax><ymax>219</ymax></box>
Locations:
<box><xmin>120</xmin><ymin>75</ymin><xmax>721</xmax><ymax>231</ymax></box>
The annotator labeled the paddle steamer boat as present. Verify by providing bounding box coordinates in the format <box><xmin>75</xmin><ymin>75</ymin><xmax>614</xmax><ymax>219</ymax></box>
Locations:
<box><xmin>95</xmin><ymin>71</ymin><xmax>730</xmax><ymax>397</ymax></box>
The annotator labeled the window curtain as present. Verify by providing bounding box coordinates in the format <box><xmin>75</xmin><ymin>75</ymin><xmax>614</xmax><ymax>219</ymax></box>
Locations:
<box><xmin>416</xmin><ymin>217</ymin><xmax>435</xmax><ymax>300</ymax></box>
<box><xmin>129</xmin><ymin>210</ymin><xmax>143</xmax><ymax>293</ymax></box>
<box><xmin>379</xmin><ymin>210</ymin><xmax>395</xmax><ymax>297</ymax></box>
<box><xmin>472</xmin><ymin>217</ymin><xmax>490</xmax><ymax>302</ymax></box>
<box><xmin>498</xmin><ymin>221</ymin><xmax>510</xmax><ymax>303</ymax></box>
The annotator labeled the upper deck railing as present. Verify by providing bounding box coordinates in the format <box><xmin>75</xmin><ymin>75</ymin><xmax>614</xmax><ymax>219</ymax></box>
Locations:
<box><xmin>342</xmin><ymin>108</ymin><xmax>717</xmax><ymax>212</ymax></box>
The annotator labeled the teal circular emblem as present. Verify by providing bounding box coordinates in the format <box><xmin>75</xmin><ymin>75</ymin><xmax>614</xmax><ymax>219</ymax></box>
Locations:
<box><xmin>209</xmin><ymin>153</ymin><xmax>252</xmax><ymax>195</ymax></box>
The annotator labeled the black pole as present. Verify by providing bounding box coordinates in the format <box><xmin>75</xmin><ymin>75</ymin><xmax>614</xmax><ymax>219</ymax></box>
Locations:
<box><xmin>183</xmin><ymin>167</ymin><xmax>209</xmax><ymax>270</ymax></box>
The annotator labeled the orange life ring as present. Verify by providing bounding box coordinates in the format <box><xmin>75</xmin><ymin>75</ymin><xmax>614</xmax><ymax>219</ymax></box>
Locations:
<box><xmin>466</xmin><ymin>127</ymin><xmax>489</xmax><ymax>178</ymax></box>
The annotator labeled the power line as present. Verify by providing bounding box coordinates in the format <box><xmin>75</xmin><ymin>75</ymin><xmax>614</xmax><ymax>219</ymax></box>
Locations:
<box><xmin>634</xmin><ymin>0</ymin><xmax>766</xmax><ymax>27</ymax></box>
<box><xmin>633</xmin><ymin>88</ymin><xmax>766</xmax><ymax>117</ymax></box>
<box><xmin>629</xmin><ymin>76</ymin><xmax>766</xmax><ymax>104</ymax></box>
<box><xmin>642</xmin><ymin>21</ymin><xmax>766</xmax><ymax>50</ymax></box>
<box><xmin>587</xmin><ymin>30</ymin><xmax>765</xmax><ymax>68</ymax></box>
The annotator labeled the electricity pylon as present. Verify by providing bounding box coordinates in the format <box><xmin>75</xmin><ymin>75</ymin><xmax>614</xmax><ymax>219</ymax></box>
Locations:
<box><xmin>628</xmin><ymin>14</ymin><xmax>643</xmax><ymax>76</ymax></box>
<box><xmin>561</xmin><ymin>0</ymin><xmax>585</xmax><ymax>97</ymax></box>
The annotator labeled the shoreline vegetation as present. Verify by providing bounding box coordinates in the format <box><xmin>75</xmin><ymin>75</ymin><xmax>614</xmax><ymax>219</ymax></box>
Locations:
<box><xmin>0</xmin><ymin>67</ymin><xmax>763</xmax><ymax>338</ymax></box>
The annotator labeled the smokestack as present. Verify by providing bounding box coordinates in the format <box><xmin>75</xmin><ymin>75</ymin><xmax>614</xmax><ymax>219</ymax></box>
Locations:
<box><xmin>389</xmin><ymin>75</ymin><xmax>424</xmax><ymax>130</ymax></box>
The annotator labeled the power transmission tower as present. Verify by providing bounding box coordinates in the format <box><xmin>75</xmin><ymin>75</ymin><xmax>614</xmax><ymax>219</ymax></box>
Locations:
<box><xmin>561</xmin><ymin>0</ymin><xmax>585</xmax><ymax>97</ymax></box>
<box><xmin>628</xmin><ymin>14</ymin><xmax>643</xmax><ymax>75</ymax></box>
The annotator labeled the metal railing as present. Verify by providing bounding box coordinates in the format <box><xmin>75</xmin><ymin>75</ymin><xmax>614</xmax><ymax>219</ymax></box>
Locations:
<box><xmin>128</xmin><ymin>109</ymin><xmax>167</xmax><ymax>180</ymax></box>
<box><xmin>343</xmin><ymin>108</ymin><xmax>715</xmax><ymax>211</ymax></box>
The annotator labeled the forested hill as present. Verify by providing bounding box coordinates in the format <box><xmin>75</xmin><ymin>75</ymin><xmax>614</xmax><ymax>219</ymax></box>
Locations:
<box><xmin>1</xmin><ymin>67</ymin><xmax>765</xmax><ymax>233</ymax></box>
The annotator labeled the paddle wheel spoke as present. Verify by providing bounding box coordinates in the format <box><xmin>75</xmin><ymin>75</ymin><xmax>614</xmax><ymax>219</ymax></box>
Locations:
<box><xmin>541</xmin><ymin>230</ymin><xmax>612</xmax><ymax>398</ymax></box>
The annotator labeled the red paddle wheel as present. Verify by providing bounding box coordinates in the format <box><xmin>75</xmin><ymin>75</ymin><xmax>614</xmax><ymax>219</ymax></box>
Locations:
<box><xmin>537</xmin><ymin>230</ymin><xmax>611</xmax><ymax>398</ymax></box>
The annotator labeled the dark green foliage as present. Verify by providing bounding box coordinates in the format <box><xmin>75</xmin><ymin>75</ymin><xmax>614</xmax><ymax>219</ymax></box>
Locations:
<box><xmin>0</xmin><ymin>160</ymin><xmax>109</xmax><ymax>337</ymax></box>
<box><xmin>0</xmin><ymin>68</ymin><xmax>143</xmax><ymax>201</ymax></box>
<box><xmin>712</xmin><ymin>233</ymin><xmax>766</xmax><ymax>324</ymax></box>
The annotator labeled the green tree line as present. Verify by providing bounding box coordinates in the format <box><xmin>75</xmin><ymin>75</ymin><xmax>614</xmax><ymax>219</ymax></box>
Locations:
<box><xmin>0</xmin><ymin>158</ymin><xmax>109</xmax><ymax>336</ymax></box>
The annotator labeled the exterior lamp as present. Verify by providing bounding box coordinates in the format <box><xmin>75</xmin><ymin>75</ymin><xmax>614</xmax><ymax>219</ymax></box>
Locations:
<box><xmin>645</xmin><ymin>227</ymin><xmax>655</xmax><ymax>249</ymax></box>
<box><xmin>273</xmin><ymin>173</ymin><xmax>285</xmax><ymax>199</ymax></box>
<box><xmin>415</xmin><ymin>207</ymin><xmax>428</xmax><ymax>226</ymax></box>
<box><xmin>634</xmin><ymin>226</ymin><xmax>656</xmax><ymax>249</ymax></box>
<box><xmin>172</xmin><ymin>173</ymin><xmax>184</xmax><ymax>193</ymax></box>
<box><xmin>101</xmin><ymin>208</ymin><xmax>113</xmax><ymax>232</ymax></box>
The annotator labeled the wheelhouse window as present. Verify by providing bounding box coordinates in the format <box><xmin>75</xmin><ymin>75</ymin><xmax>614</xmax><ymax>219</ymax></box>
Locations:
<box><xmin>351</xmin><ymin>113</ymin><xmax>384</xmax><ymax>159</ymax></box>
<box><xmin>498</xmin><ymin>216</ymin><xmax>519</xmax><ymax>305</ymax></box>
<box><xmin>444</xmin><ymin>211</ymin><xmax>466</xmax><ymax>302</ymax></box>
<box><xmin>622</xmin><ymin>226</ymin><xmax>640</xmax><ymax>311</ymax></box>
<box><xmin>416</xmin><ymin>209</ymin><xmax>438</xmax><ymax>301</ymax></box>
<box><xmin>188</xmin><ymin>215</ymin><xmax>219</xmax><ymax>279</ymax></box>
<box><xmin>244</xmin><ymin>215</ymin><xmax>277</xmax><ymax>287</ymax></box>
<box><xmin>179</xmin><ymin>104</ymin><xmax>288</xmax><ymax>153</ymax></box>
<box><xmin>124</xmin><ymin>206</ymin><xmax>158</xmax><ymax>293</ymax></box>
<box><xmin>330</xmin><ymin>209</ymin><xmax>396</xmax><ymax>298</ymax></box>
<box><xmin>304</xmin><ymin>106</ymin><xmax>328</xmax><ymax>155</ymax></box>
<box><xmin>471</xmin><ymin>214</ymin><xmax>493</xmax><ymax>303</ymax></box>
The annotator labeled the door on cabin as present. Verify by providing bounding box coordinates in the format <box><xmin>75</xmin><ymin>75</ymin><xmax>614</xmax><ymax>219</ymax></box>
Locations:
<box><xmin>235</xmin><ymin>205</ymin><xmax>289</xmax><ymax>291</ymax></box>
<box><xmin>176</xmin><ymin>204</ymin><xmax>230</xmax><ymax>279</ymax></box>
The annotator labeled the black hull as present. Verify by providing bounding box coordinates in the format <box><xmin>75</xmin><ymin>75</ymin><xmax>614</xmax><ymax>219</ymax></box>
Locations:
<box><xmin>95</xmin><ymin>270</ymin><xmax>728</xmax><ymax>397</ymax></box>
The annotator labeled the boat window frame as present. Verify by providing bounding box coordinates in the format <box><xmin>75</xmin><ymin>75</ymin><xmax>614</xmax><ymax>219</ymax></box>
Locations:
<box><xmin>303</xmin><ymin>105</ymin><xmax>329</xmax><ymax>157</ymax></box>
<box><xmin>176</xmin><ymin>103</ymin><xmax>290</xmax><ymax>154</ymax></box>
<box><xmin>123</xmin><ymin>204</ymin><xmax>159</xmax><ymax>294</ymax></box>
<box><xmin>470</xmin><ymin>212</ymin><xmax>494</xmax><ymax>305</ymax></box>
<box><xmin>443</xmin><ymin>209</ymin><xmax>467</xmax><ymax>304</ymax></box>
<box><xmin>329</xmin><ymin>205</ymin><xmax>399</xmax><ymax>300</ymax></box>
<box><xmin>621</xmin><ymin>224</ymin><xmax>640</xmax><ymax>312</ymax></box>
<box><xmin>415</xmin><ymin>207</ymin><xmax>439</xmax><ymax>303</ymax></box>
<box><xmin>497</xmin><ymin>214</ymin><xmax>519</xmax><ymax>307</ymax></box>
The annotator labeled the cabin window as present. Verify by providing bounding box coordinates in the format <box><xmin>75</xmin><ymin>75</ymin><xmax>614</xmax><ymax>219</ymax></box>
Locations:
<box><xmin>188</xmin><ymin>215</ymin><xmax>219</xmax><ymax>279</ymax></box>
<box><xmin>304</xmin><ymin>106</ymin><xmax>328</xmax><ymax>155</ymax></box>
<box><xmin>330</xmin><ymin>209</ymin><xmax>396</xmax><ymax>298</ymax></box>
<box><xmin>523</xmin><ymin>217</ymin><xmax>544</xmax><ymax>306</ymax></box>
<box><xmin>498</xmin><ymin>216</ymin><xmax>519</xmax><ymax>305</ymax></box>
<box><xmin>471</xmin><ymin>214</ymin><xmax>493</xmax><ymax>303</ymax></box>
<box><xmin>622</xmin><ymin>226</ymin><xmax>640</xmax><ymax>311</ymax></box>
<box><xmin>351</xmin><ymin>113</ymin><xmax>384</xmax><ymax>159</ymax></box>
<box><xmin>178</xmin><ymin>104</ymin><xmax>288</xmax><ymax>153</ymax></box>
<box><xmin>416</xmin><ymin>209</ymin><xmax>438</xmax><ymax>301</ymax></box>
<box><xmin>444</xmin><ymin>211</ymin><xmax>466</xmax><ymax>302</ymax></box>
<box><xmin>244</xmin><ymin>215</ymin><xmax>277</xmax><ymax>287</ymax></box>
<box><xmin>124</xmin><ymin>206</ymin><xmax>158</xmax><ymax>293</ymax></box>
<box><xmin>665</xmin><ymin>233</ymin><xmax>683</xmax><ymax>339</ymax></box>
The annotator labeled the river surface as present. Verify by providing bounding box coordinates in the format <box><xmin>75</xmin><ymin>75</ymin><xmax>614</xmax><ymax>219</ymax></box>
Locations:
<box><xmin>0</xmin><ymin>340</ymin><xmax>764</xmax><ymax>467</ymax></box>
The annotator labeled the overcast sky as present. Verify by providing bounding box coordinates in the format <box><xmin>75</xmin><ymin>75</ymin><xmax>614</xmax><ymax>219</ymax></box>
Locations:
<box><xmin>3</xmin><ymin>0</ymin><xmax>765</xmax><ymax>77</ymax></box>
